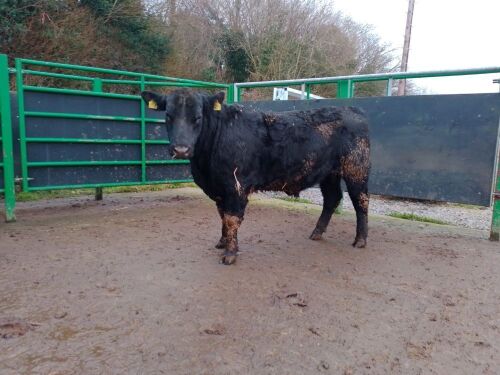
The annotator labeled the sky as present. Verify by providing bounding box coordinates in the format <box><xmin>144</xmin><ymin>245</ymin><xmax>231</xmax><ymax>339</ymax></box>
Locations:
<box><xmin>332</xmin><ymin>0</ymin><xmax>500</xmax><ymax>94</ymax></box>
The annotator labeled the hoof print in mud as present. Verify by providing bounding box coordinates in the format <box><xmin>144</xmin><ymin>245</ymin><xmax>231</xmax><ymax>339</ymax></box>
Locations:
<box><xmin>0</xmin><ymin>318</ymin><xmax>37</xmax><ymax>339</ymax></box>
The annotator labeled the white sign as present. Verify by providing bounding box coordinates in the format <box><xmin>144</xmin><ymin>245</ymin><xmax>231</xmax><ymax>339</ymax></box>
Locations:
<box><xmin>273</xmin><ymin>88</ymin><xmax>289</xmax><ymax>100</ymax></box>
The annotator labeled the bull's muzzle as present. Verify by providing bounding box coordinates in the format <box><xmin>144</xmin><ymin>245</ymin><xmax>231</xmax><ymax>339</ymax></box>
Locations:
<box><xmin>171</xmin><ymin>145</ymin><xmax>191</xmax><ymax>159</ymax></box>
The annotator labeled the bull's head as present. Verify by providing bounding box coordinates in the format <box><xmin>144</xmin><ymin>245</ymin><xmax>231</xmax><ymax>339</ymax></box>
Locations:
<box><xmin>141</xmin><ymin>89</ymin><xmax>225</xmax><ymax>159</ymax></box>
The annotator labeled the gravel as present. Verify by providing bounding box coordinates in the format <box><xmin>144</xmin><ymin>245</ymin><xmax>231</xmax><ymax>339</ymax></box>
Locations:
<box><xmin>260</xmin><ymin>188</ymin><xmax>492</xmax><ymax>231</ymax></box>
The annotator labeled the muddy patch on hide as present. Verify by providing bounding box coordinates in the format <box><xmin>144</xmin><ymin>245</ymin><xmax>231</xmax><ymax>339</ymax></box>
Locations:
<box><xmin>314</xmin><ymin>122</ymin><xmax>339</xmax><ymax>139</ymax></box>
<box><xmin>263</xmin><ymin>113</ymin><xmax>277</xmax><ymax>126</ymax></box>
<box><xmin>359</xmin><ymin>192</ymin><xmax>369</xmax><ymax>212</ymax></box>
<box><xmin>293</xmin><ymin>154</ymin><xmax>316</xmax><ymax>183</ymax></box>
<box><xmin>341</xmin><ymin>138</ymin><xmax>370</xmax><ymax>183</ymax></box>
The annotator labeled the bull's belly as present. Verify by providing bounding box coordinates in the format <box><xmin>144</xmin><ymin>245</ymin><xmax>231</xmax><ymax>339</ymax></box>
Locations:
<box><xmin>257</xmin><ymin>181</ymin><xmax>301</xmax><ymax>196</ymax></box>
<box><xmin>254</xmin><ymin>163</ymin><xmax>340</xmax><ymax>196</ymax></box>
<box><xmin>256</xmin><ymin>176</ymin><xmax>317</xmax><ymax>196</ymax></box>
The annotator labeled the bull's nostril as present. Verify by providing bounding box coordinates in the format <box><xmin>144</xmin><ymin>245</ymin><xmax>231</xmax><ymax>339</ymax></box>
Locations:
<box><xmin>174</xmin><ymin>146</ymin><xmax>189</xmax><ymax>154</ymax></box>
<box><xmin>172</xmin><ymin>145</ymin><xmax>191</xmax><ymax>159</ymax></box>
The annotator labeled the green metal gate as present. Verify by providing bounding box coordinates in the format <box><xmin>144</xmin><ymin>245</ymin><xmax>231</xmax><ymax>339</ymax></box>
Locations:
<box><xmin>13</xmin><ymin>58</ymin><xmax>231</xmax><ymax>193</ymax></box>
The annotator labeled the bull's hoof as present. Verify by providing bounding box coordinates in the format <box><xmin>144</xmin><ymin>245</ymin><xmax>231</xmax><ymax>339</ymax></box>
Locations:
<box><xmin>215</xmin><ymin>237</ymin><xmax>227</xmax><ymax>249</ymax></box>
<box><xmin>220</xmin><ymin>252</ymin><xmax>237</xmax><ymax>265</ymax></box>
<box><xmin>309</xmin><ymin>231</ymin><xmax>323</xmax><ymax>241</ymax></box>
<box><xmin>352</xmin><ymin>238</ymin><xmax>367</xmax><ymax>248</ymax></box>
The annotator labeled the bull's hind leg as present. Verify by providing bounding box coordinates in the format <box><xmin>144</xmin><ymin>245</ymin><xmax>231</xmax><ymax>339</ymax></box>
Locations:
<box><xmin>344</xmin><ymin>178</ymin><xmax>369</xmax><ymax>248</ymax></box>
<box><xmin>342</xmin><ymin>137</ymin><xmax>370</xmax><ymax>247</ymax></box>
<box><xmin>310</xmin><ymin>174</ymin><xmax>343</xmax><ymax>240</ymax></box>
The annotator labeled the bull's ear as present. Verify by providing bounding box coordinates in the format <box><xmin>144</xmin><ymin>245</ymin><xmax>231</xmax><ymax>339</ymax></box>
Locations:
<box><xmin>210</xmin><ymin>91</ymin><xmax>225</xmax><ymax>111</ymax></box>
<box><xmin>141</xmin><ymin>91</ymin><xmax>166</xmax><ymax>111</ymax></box>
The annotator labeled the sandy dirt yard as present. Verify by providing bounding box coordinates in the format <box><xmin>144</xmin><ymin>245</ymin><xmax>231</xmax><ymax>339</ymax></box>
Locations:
<box><xmin>0</xmin><ymin>188</ymin><xmax>499</xmax><ymax>375</ymax></box>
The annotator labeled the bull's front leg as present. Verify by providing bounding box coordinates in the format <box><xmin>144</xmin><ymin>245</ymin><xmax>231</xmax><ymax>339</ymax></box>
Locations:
<box><xmin>218</xmin><ymin>194</ymin><xmax>248</xmax><ymax>265</ymax></box>
<box><xmin>220</xmin><ymin>214</ymin><xmax>243</xmax><ymax>265</ymax></box>
<box><xmin>215</xmin><ymin>203</ymin><xmax>227</xmax><ymax>249</ymax></box>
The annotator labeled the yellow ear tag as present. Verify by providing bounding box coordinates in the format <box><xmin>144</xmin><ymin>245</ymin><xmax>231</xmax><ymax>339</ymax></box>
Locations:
<box><xmin>213</xmin><ymin>100</ymin><xmax>222</xmax><ymax>111</ymax></box>
<box><xmin>148</xmin><ymin>100</ymin><xmax>158</xmax><ymax>110</ymax></box>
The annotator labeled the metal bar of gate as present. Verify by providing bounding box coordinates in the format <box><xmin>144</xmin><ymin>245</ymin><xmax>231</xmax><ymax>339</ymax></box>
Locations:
<box><xmin>0</xmin><ymin>54</ymin><xmax>16</xmax><ymax>222</ymax></box>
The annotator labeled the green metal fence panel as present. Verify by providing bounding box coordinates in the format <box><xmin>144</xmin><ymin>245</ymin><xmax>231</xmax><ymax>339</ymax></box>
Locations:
<box><xmin>0</xmin><ymin>54</ymin><xmax>16</xmax><ymax>221</ymax></box>
<box><xmin>12</xmin><ymin>57</ymin><xmax>231</xmax><ymax>196</ymax></box>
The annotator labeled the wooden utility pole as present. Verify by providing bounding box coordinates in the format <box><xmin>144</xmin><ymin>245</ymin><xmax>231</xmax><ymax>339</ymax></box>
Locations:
<box><xmin>233</xmin><ymin>0</ymin><xmax>241</xmax><ymax>29</ymax></box>
<box><xmin>398</xmin><ymin>0</ymin><xmax>415</xmax><ymax>96</ymax></box>
<box><xmin>169</xmin><ymin>0</ymin><xmax>177</xmax><ymax>22</ymax></box>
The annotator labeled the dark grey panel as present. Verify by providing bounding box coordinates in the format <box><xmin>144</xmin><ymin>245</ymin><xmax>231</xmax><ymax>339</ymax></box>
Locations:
<box><xmin>29</xmin><ymin>166</ymin><xmax>142</xmax><ymax>187</ymax></box>
<box><xmin>146</xmin><ymin>122</ymin><xmax>168</xmax><ymax>140</ymax></box>
<box><xmin>26</xmin><ymin>117</ymin><xmax>141</xmax><ymax>139</ymax></box>
<box><xmin>243</xmin><ymin>94</ymin><xmax>500</xmax><ymax>206</ymax></box>
<box><xmin>145</xmin><ymin>107</ymin><xmax>164</xmax><ymax>120</ymax></box>
<box><xmin>0</xmin><ymin>169</ymin><xmax>4</xmax><ymax>190</ymax></box>
<box><xmin>27</xmin><ymin>143</ymin><xmax>141</xmax><ymax>162</ymax></box>
<box><xmin>146</xmin><ymin>165</ymin><xmax>192</xmax><ymax>181</ymax></box>
<box><xmin>146</xmin><ymin>144</ymin><xmax>171</xmax><ymax>161</ymax></box>
<box><xmin>25</xmin><ymin>91</ymin><xmax>141</xmax><ymax>117</ymax></box>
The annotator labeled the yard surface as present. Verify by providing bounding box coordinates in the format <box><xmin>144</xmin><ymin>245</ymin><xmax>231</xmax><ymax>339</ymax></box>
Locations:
<box><xmin>1</xmin><ymin>188</ymin><xmax>499</xmax><ymax>374</ymax></box>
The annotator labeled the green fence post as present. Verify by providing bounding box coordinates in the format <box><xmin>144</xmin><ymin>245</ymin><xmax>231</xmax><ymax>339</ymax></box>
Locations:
<box><xmin>491</xmin><ymin>200</ymin><xmax>500</xmax><ymax>241</ymax></box>
<box><xmin>15</xmin><ymin>59</ymin><xmax>29</xmax><ymax>192</ymax></box>
<box><xmin>0</xmin><ymin>54</ymin><xmax>16</xmax><ymax>222</ymax></box>
<box><xmin>95</xmin><ymin>187</ymin><xmax>103</xmax><ymax>201</ymax></box>
<box><xmin>236</xmin><ymin>86</ymin><xmax>242</xmax><ymax>102</ymax></box>
<box><xmin>93</xmin><ymin>78</ymin><xmax>104</xmax><ymax>200</ymax></box>
<box><xmin>226</xmin><ymin>84</ymin><xmax>234</xmax><ymax>104</ymax></box>
<box><xmin>305</xmin><ymin>84</ymin><xmax>311</xmax><ymax>99</ymax></box>
<box><xmin>140</xmin><ymin>76</ymin><xmax>147</xmax><ymax>183</ymax></box>
<box><xmin>337</xmin><ymin>79</ymin><xmax>353</xmax><ymax>99</ymax></box>
<box><xmin>490</xmin><ymin>149</ymin><xmax>500</xmax><ymax>241</ymax></box>
<box><xmin>92</xmin><ymin>78</ymin><xmax>103</xmax><ymax>93</ymax></box>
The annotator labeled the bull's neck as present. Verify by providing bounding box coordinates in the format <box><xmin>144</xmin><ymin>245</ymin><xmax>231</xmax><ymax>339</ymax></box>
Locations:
<box><xmin>191</xmin><ymin>110</ymin><xmax>222</xmax><ymax>165</ymax></box>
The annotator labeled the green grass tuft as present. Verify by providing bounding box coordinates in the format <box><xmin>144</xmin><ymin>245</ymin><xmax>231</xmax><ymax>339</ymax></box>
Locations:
<box><xmin>387</xmin><ymin>212</ymin><xmax>448</xmax><ymax>225</ymax></box>
<box><xmin>16</xmin><ymin>190</ymin><xmax>92</xmax><ymax>202</ymax></box>
<box><xmin>105</xmin><ymin>182</ymin><xmax>197</xmax><ymax>193</ymax></box>
<box><xmin>277</xmin><ymin>196</ymin><xmax>312</xmax><ymax>204</ymax></box>
<box><xmin>14</xmin><ymin>183</ymin><xmax>198</xmax><ymax>202</ymax></box>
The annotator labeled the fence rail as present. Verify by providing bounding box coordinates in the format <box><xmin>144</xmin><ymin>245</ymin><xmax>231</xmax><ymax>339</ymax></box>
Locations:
<box><xmin>233</xmin><ymin>66</ymin><xmax>500</xmax><ymax>100</ymax></box>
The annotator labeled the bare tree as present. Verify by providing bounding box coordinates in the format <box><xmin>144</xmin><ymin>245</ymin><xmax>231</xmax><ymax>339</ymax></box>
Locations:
<box><xmin>145</xmin><ymin>0</ymin><xmax>396</xmax><ymax>86</ymax></box>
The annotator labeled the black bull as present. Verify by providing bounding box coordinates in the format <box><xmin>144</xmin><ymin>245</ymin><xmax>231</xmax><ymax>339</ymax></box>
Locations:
<box><xmin>141</xmin><ymin>89</ymin><xmax>370</xmax><ymax>265</ymax></box>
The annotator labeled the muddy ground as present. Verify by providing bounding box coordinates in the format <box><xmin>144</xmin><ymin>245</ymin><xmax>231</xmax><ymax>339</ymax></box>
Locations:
<box><xmin>0</xmin><ymin>188</ymin><xmax>499</xmax><ymax>374</ymax></box>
